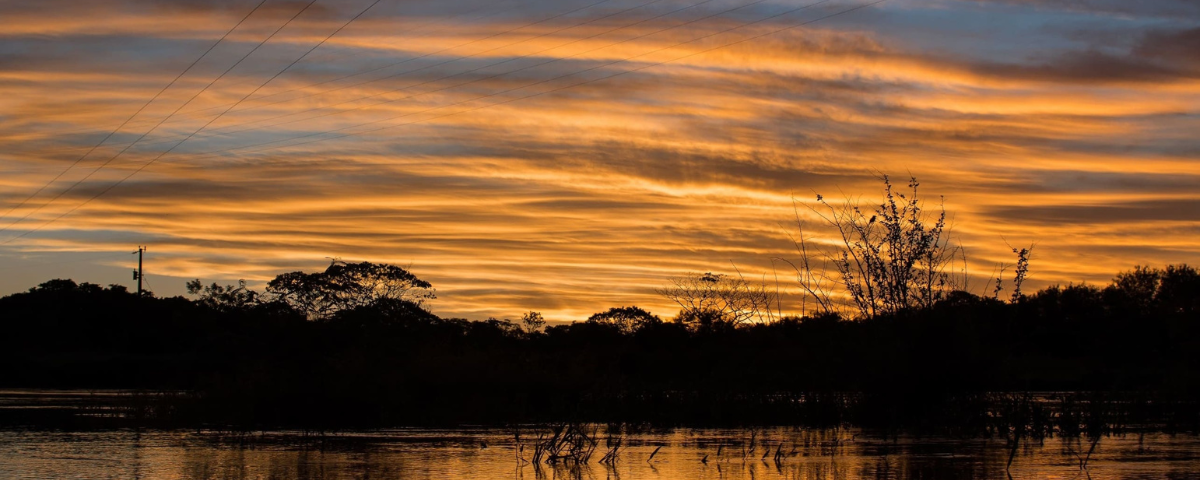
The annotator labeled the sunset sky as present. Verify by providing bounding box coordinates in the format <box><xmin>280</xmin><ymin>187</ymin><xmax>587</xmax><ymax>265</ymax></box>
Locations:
<box><xmin>1</xmin><ymin>0</ymin><xmax>1198</xmax><ymax>321</ymax></box>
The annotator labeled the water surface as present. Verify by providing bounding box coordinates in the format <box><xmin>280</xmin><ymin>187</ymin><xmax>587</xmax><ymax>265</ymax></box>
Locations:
<box><xmin>2</xmin><ymin>428</ymin><xmax>1199</xmax><ymax>479</ymax></box>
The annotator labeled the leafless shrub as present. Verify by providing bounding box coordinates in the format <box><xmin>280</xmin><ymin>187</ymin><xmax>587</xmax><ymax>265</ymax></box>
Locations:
<box><xmin>986</xmin><ymin>243</ymin><xmax>1034</xmax><ymax>302</ymax></box>
<box><xmin>775</xmin><ymin>208</ymin><xmax>841</xmax><ymax>317</ymax></box>
<box><xmin>525</xmin><ymin>424</ymin><xmax>600</xmax><ymax>465</ymax></box>
<box><xmin>792</xmin><ymin>175</ymin><xmax>964</xmax><ymax>318</ymax></box>
<box><xmin>1010</xmin><ymin>245</ymin><xmax>1032</xmax><ymax>302</ymax></box>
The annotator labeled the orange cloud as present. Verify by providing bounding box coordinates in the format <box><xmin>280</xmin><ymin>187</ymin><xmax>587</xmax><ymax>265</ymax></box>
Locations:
<box><xmin>2</xmin><ymin>0</ymin><xmax>1199</xmax><ymax>321</ymax></box>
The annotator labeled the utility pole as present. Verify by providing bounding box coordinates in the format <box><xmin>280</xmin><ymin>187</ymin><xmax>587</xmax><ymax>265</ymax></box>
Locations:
<box><xmin>132</xmin><ymin>246</ymin><xmax>146</xmax><ymax>296</ymax></box>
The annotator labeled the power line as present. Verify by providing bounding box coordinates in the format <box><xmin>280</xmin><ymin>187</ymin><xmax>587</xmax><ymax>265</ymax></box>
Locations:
<box><xmin>182</xmin><ymin>0</ymin><xmax>689</xmax><ymax>142</ymax></box>
<box><xmin>0</xmin><ymin>0</ymin><xmax>317</xmax><ymax>237</ymax></box>
<box><xmin>211</xmin><ymin>0</ymin><xmax>879</xmax><ymax>161</ymax></box>
<box><xmin>251</xmin><ymin>0</ymin><xmax>388</xmax><ymax>98</ymax></box>
<box><xmin>112</xmin><ymin>0</ymin><xmax>388</xmax><ymax>166</ymax></box>
<box><xmin>77</xmin><ymin>0</ymin><xmax>625</xmax><ymax>151</ymax></box>
<box><xmin>163</xmin><ymin>0</ymin><xmax>526</xmax><ymax>117</ymax></box>
<box><xmin>194</xmin><ymin>0</ymin><xmax>791</xmax><ymax>155</ymax></box>
<box><xmin>137</xmin><ymin>0</ymin><xmax>757</xmax><ymax>156</ymax></box>
<box><xmin>182</xmin><ymin>0</ymin><xmax>667</xmax><ymax>139</ymax></box>
<box><xmin>0</xmin><ymin>0</ymin><xmax>616</xmax><ymax>214</ymax></box>
<box><xmin>0</xmin><ymin>0</ymin><xmax>270</xmax><ymax>225</ymax></box>
<box><xmin>3</xmin><ymin>0</ymin><xmax>886</xmax><ymax>245</ymax></box>
<box><xmin>1</xmin><ymin>0</ymin><xmax>660</xmax><ymax>205</ymax></box>
<box><xmin>133</xmin><ymin>245</ymin><xmax>145</xmax><ymax>296</ymax></box>
<box><xmin>37</xmin><ymin>0</ymin><xmax>616</xmax><ymax>152</ymax></box>
<box><xmin>0</xmin><ymin>0</ymin><xmax>383</xmax><ymax>245</ymax></box>
<box><xmin>183</xmin><ymin>0</ymin><xmax>601</xmax><ymax>120</ymax></box>
<box><xmin>0</xmin><ymin>251</ymin><xmax>130</xmax><ymax>273</ymax></box>
<box><xmin>15</xmin><ymin>0</ymin><xmax>528</xmax><ymax>143</ymax></box>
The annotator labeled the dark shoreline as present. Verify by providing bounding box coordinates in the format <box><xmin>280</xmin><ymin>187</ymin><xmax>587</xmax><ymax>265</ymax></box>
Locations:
<box><xmin>2</xmin><ymin>389</ymin><xmax>1197</xmax><ymax>439</ymax></box>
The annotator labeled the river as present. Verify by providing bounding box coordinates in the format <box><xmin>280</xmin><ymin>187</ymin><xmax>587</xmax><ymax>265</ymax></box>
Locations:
<box><xmin>2</xmin><ymin>427</ymin><xmax>1199</xmax><ymax>479</ymax></box>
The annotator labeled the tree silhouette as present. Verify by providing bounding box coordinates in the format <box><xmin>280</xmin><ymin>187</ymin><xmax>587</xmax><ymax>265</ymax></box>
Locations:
<box><xmin>522</xmin><ymin>311</ymin><xmax>546</xmax><ymax>334</ymax></box>
<box><xmin>1105</xmin><ymin>264</ymin><xmax>1200</xmax><ymax>315</ymax></box>
<box><xmin>586</xmin><ymin>306</ymin><xmax>661</xmax><ymax>334</ymax></box>
<box><xmin>186</xmin><ymin>279</ymin><xmax>259</xmax><ymax>313</ymax></box>
<box><xmin>266</xmin><ymin>261</ymin><xmax>435</xmax><ymax>320</ymax></box>
<box><xmin>658</xmin><ymin>272</ymin><xmax>773</xmax><ymax>328</ymax></box>
<box><xmin>1157</xmin><ymin>264</ymin><xmax>1200</xmax><ymax>314</ymax></box>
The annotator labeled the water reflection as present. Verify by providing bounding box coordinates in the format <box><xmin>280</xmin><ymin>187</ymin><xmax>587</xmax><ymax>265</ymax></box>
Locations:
<box><xmin>1</xmin><ymin>428</ymin><xmax>1198</xmax><ymax>479</ymax></box>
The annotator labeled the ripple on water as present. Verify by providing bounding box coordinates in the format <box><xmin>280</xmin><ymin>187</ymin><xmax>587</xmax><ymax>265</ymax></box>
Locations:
<box><xmin>2</xmin><ymin>428</ymin><xmax>1200</xmax><ymax>479</ymax></box>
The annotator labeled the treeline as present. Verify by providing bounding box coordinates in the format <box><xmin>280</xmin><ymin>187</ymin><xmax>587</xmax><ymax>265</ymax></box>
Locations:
<box><xmin>0</xmin><ymin>262</ymin><xmax>1198</xmax><ymax>428</ymax></box>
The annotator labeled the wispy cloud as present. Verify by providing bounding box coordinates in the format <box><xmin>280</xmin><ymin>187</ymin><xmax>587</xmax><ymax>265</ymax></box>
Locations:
<box><xmin>1</xmin><ymin>0</ymin><xmax>1198</xmax><ymax>320</ymax></box>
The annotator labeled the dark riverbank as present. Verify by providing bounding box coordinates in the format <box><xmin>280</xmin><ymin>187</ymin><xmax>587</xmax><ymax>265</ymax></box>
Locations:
<box><xmin>1</xmin><ymin>264</ymin><xmax>1198</xmax><ymax>430</ymax></box>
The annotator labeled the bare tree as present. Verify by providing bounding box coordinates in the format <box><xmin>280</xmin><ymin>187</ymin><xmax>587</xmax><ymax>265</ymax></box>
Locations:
<box><xmin>657</xmin><ymin>272</ymin><xmax>774</xmax><ymax>328</ymax></box>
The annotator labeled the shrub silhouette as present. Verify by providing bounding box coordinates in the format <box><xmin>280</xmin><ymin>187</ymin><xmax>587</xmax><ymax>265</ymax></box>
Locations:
<box><xmin>797</xmin><ymin>175</ymin><xmax>961</xmax><ymax>317</ymax></box>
